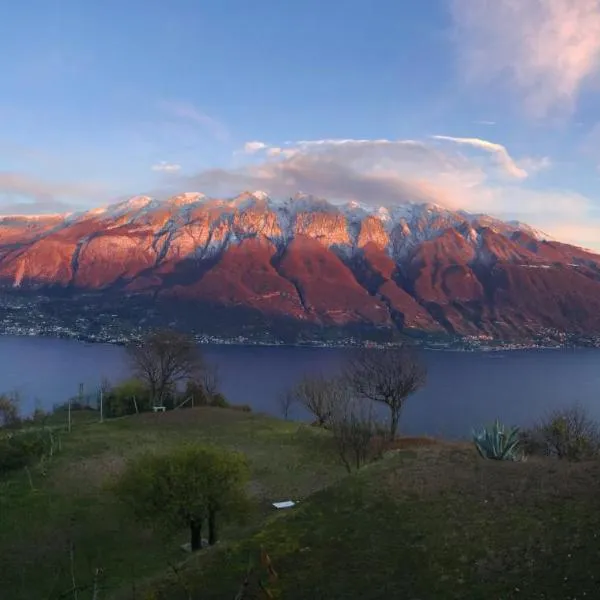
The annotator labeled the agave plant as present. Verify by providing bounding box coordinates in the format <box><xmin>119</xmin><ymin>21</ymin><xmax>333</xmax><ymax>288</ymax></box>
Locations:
<box><xmin>472</xmin><ymin>419</ymin><xmax>525</xmax><ymax>461</ymax></box>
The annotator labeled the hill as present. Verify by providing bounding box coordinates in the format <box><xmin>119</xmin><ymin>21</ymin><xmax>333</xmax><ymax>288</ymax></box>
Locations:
<box><xmin>1</xmin><ymin>192</ymin><xmax>600</xmax><ymax>343</ymax></box>
<box><xmin>1</xmin><ymin>408</ymin><xmax>599</xmax><ymax>599</ymax></box>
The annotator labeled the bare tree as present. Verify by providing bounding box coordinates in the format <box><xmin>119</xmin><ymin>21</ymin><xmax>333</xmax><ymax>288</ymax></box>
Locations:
<box><xmin>201</xmin><ymin>362</ymin><xmax>220</xmax><ymax>399</ymax></box>
<box><xmin>329</xmin><ymin>395</ymin><xmax>387</xmax><ymax>472</ymax></box>
<box><xmin>288</xmin><ymin>374</ymin><xmax>343</xmax><ymax>427</ymax></box>
<box><xmin>127</xmin><ymin>329</ymin><xmax>205</xmax><ymax>408</ymax></box>
<box><xmin>345</xmin><ymin>346</ymin><xmax>426</xmax><ymax>440</ymax></box>
<box><xmin>278</xmin><ymin>389</ymin><xmax>295</xmax><ymax>420</ymax></box>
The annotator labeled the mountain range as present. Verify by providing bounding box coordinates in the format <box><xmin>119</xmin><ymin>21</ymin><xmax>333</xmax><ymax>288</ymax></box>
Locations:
<box><xmin>1</xmin><ymin>191</ymin><xmax>600</xmax><ymax>342</ymax></box>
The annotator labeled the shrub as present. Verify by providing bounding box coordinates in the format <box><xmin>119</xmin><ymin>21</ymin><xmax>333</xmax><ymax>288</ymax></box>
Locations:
<box><xmin>472</xmin><ymin>419</ymin><xmax>525</xmax><ymax>461</ymax></box>
<box><xmin>183</xmin><ymin>380</ymin><xmax>210</xmax><ymax>407</ymax></box>
<box><xmin>230</xmin><ymin>403</ymin><xmax>252</xmax><ymax>413</ymax></box>
<box><xmin>0</xmin><ymin>393</ymin><xmax>21</xmax><ymax>428</ymax></box>
<box><xmin>533</xmin><ymin>406</ymin><xmax>600</xmax><ymax>461</ymax></box>
<box><xmin>210</xmin><ymin>393</ymin><xmax>231</xmax><ymax>409</ymax></box>
<box><xmin>329</xmin><ymin>398</ymin><xmax>389</xmax><ymax>472</ymax></box>
<box><xmin>104</xmin><ymin>379</ymin><xmax>151</xmax><ymax>417</ymax></box>
<box><xmin>0</xmin><ymin>430</ymin><xmax>52</xmax><ymax>476</ymax></box>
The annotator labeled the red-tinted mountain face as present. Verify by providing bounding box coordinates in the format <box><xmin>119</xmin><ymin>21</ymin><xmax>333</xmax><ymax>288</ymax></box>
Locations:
<box><xmin>0</xmin><ymin>191</ymin><xmax>599</xmax><ymax>338</ymax></box>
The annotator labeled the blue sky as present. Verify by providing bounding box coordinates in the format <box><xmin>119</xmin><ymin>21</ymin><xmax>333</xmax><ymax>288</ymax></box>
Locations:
<box><xmin>0</xmin><ymin>0</ymin><xmax>599</xmax><ymax>249</ymax></box>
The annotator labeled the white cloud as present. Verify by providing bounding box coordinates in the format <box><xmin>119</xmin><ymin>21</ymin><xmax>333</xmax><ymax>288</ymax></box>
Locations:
<box><xmin>432</xmin><ymin>135</ymin><xmax>530</xmax><ymax>179</ymax></box>
<box><xmin>151</xmin><ymin>161</ymin><xmax>182</xmax><ymax>173</ymax></box>
<box><xmin>474</xmin><ymin>120</ymin><xmax>496</xmax><ymax>126</ymax></box>
<box><xmin>451</xmin><ymin>0</ymin><xmax>600</xmax><ymax>117</ymax></box>
<box><xmin>243</xmin><ymin>141</ymin><xmax>268</xmax><ymax>154</ymax></box>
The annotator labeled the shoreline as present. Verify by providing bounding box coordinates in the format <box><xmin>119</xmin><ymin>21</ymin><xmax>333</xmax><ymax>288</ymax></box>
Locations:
<box><xmin>1</xmin><ymin>329</ymin><xmax>598</xmax><ymax>353</ymax></box>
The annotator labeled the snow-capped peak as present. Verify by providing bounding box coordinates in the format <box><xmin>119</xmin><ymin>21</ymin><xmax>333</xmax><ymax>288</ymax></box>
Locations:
<box><xmin>167</xmin><ymin>192</ymin><xmax>207</xmax><ymax>207</ymax></box>
<box><xmin>251</xmin><ymin>190</ymin><xmax>270</xmax><ymax>201</ymax></box>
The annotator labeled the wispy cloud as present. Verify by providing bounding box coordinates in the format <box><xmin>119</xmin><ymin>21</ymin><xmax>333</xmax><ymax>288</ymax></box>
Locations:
<box><xmin>160</xmin><ymin>100</ymin><xmax>229</xmax><ymax>142</ymax></box>
<box><xmin>474</xmin><ymin>120</ymin><xmax>496</xmax><ymax>126</ymax></box>
<box><xmin>431</xmin><ymin>135</ymin><xmax>530</xmax><ymax>179</ymax></box>
<box><xmin>151</xmin><ymin>161</ymin><xmax>181</xmax><ymax>173</ymax></box>
<box><xmin>451</xmin><ymin>0</ymin><xmax>600</xmax><ymax>117</ymax></box>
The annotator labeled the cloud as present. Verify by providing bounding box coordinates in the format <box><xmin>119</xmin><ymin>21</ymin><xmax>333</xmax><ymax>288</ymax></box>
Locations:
<box><xmin>432</xmin><ymin>135</ymin><xmax>530</xmax><ymax>179</ymax></box>
<box><xmin>182</xmin><ymin>137</ymin><xmax>544</xmax><ymax>211</ymax></box>
<box><xmin>451</xmin><ymin>0</ymin><xmax>600</xmax><ymax>117</ymax></box>
<box><xmin>160</xmin><ymin>100</ymin><xmax>229</xmax><ymax>142</ymax></box>
<box><xmin>244</xmin><ymin>141</ymin><xmax>268</xmax><ymax>154</ymax></box>
<box><xmin>151</xmin><ymin>161</ymin><xmax>182</xmax><ymax>173</ymax></box>
<box><xmin>474</xmin><ymin>120</ymin><xmax>496</xmax><ymax>126</ymax></box>
<box><xmin>172</xmin><ymin>137</ymin><xmax>598</xmax><ymax>247</ymax></box>
<box><xmin>266</xmin><ymin>147</ymin><xmax>298</xmax><ymax>158</ymax></box>
<box><xmin>0</xmin><ymin>171</ymin><xmax>107</xmax><ymax>214</ymax></box>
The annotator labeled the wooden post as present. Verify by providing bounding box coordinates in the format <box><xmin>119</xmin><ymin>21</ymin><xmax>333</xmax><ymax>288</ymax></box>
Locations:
<box><xmin>99</xmin><ymin>389</ymin><xmax>104</xmax><ymax>423</ymax></box>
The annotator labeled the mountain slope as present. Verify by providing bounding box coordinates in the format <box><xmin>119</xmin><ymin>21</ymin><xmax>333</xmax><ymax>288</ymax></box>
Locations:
<box><xmin>0</xmin><ymin>191</ymin><xmax>599</xmax><ymax>340</ymax></box>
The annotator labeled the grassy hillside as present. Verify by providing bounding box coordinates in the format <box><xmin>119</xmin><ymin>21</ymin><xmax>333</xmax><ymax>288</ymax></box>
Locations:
<box><xmin>2</xmin><ymin>408</ymin><xmax>600</xmax><ymax>599</ymax></box>
<box><xmin>0</xmin><ymin>408</ymin><xmax>344</xmax><ymax>599</ymax></box>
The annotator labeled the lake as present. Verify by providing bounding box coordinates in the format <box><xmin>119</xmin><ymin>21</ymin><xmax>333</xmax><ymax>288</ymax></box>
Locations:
<box><xmin>1</xmin><ymin>335</ymin><xmax>599</xmax><ymax>438</ymax></box>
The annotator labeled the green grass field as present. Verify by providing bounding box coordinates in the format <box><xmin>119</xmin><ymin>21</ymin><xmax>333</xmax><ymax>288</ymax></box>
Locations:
<box><xmin>2</xmin><ymin>408</ymin><xmax>600</xmax><ymax>599</ymax></box>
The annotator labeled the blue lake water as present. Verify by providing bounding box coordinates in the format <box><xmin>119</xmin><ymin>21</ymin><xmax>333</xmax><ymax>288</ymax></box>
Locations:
<box><xmin>1</xmin><ymin>335</ymin><xmax>599</xmax><ymax>438</ymax></box>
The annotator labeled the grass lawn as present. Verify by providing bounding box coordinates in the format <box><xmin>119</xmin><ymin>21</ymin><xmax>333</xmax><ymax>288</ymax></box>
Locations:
<box><xmin>2</xmin><ymin>408</ymin><xmax>600</xmax><ymax>599</ymax></box>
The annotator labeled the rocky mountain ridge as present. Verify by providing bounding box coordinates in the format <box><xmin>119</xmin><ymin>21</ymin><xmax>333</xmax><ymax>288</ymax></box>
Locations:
<box><xmin>1</xmin><ymin>191</ymin><xmax>599</xmax><ymax>340</ymax></box>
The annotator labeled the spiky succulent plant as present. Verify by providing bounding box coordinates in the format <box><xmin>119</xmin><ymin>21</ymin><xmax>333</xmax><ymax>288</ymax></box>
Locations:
<box><xmin>472</xmin><ymin>419</ymin><xmax>525</xmax><ymax>461</ymax></box>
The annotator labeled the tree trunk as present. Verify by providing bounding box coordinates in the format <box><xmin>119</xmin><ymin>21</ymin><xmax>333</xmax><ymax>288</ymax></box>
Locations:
<box><xmin>390</xmin><ymin>409</ymin><xmax>399</xmax><ymax>440</ymax></box>
<box><xmin>208</xmin><ymin>509</ymin><xmax>217</xmax><ymax>546</ymax></box>
<box><xmin>190</xmin><ymin>520</ymin><xmax>202</xmax><ymax>551</ymax></box>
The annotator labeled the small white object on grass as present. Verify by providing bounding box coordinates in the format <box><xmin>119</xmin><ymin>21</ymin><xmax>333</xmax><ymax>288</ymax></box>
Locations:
<box><xmin>272</xmin><ymin>500</ymin><xmax>296</xmax><ymax>509</ymax></box>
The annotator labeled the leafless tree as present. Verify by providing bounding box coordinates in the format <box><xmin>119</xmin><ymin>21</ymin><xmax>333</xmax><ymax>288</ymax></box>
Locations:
<box><xmin>127</xmin><ymin>329</ymin><xmax>205</xmax><ymax>408</ymax></box>
<box><xmin>278</xmin><ymin>389</ymin><xmax>295</xmax><ymax>420</ymax></box>
<box><xmin>329</xmin><ymin>395</ymin><xmax>387</xmax><ymax>472</ymax></box>
<box><xmin>201</xmin><ymin>362</ymin><xmax>220</xmax><ymax>399</ymax></box>
<box><xmin>288</xmin><ymin>374</ymin><xmax>344</xmax><ymax>427</ymax></box>
<box><xmin>345</xmin><ymin>346</ymin><xmax>426</xmax><ymax>440</ymax></box>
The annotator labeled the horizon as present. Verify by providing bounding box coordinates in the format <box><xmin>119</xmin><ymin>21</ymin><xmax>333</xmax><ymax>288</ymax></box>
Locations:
<box><xmin>1</xmin><ymin>1</ymin><xmax>600</xmax><ymax>250</ymax></box>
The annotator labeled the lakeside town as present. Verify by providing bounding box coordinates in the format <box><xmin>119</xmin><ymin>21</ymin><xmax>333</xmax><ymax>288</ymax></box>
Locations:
<box><xmin>1</xmin><ymin>293</ymin><xmax>598</xmax><ymax>352</ymax></box>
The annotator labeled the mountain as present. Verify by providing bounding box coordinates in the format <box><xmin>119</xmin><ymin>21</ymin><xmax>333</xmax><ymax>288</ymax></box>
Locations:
<box><xmin>1</xmin><ymin>191</ymin><xmax>600</xmax><ymax>343</ymax></box>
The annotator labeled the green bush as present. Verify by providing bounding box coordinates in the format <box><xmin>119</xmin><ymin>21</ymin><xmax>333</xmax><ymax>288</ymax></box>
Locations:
<box><xmin>104</xmin><ymin>379</ymin><xmax>151</xmax><ymax>417</ymax></box>
<box><xmin>0</xmin><ymin>430</ymin><xmax>51</xmax><ymax>476</ymax></box>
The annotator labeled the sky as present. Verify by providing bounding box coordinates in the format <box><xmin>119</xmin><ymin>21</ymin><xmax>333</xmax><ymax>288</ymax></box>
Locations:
<box><xmin>0</xmin><ymin>0</ymin><xmax>600</xmax><ymax>250</ymax></box>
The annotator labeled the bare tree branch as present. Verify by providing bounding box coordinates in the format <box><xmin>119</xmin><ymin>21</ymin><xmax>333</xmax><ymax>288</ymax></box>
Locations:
<box><xmin>345</xmin><ymin>346</ymin><xmax>426</xmax><ymax>439</ymax></box>
<box><xmin>127</xmin><ymin>329</ymin><xmax>205</xmax><ymax>407</ymax></box>
<box><xmin>288</xmin><ymin>374</ymin><xmax>344</xmax><ymax>427</ymax></box>
<box><xmin>278</xmin><ymin>389</ymin><xmax>295</xmax><ymax>420</ymax></box>
<box><xmin>202</xmin><ymin>362</ymin><xmax>220</xmax><ymax>399</ymax></box>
